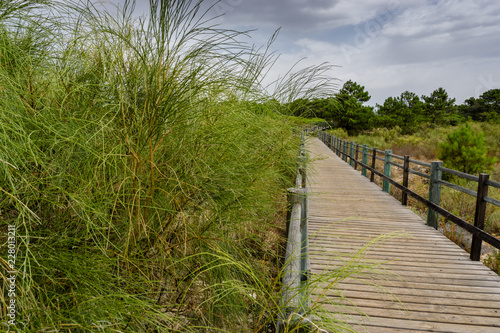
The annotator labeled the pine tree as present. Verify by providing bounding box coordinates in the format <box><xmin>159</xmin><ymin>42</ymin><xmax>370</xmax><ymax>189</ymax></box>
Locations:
<box><xmin>438</xmin><ymin>123</ymin><xmax>497</xmax><ymax>174</ymax></box>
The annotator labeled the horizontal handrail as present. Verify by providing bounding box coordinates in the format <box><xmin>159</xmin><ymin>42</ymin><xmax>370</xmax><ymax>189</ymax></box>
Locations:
<box><xmin>409</xmin><ymin>158</ymin><xmax>431</xmax><ymax>168</ymax></box>
<box><xmin>437</xmin><ymin>180</ymin><xmax>477</xmax><ymax>197</ymax></box>
<box><xmin>486</xmin><ymin>179</ymin><xmax>500</xmax><ymax>189</ymax></box>
<box><xmin>485</xmin><ymin>196</ymin><xmax>500</xmax><ymax>207</ymax></box>
<box><xmin>388</xmin><ymin>161</ymin><xmax>404</xmax><ymax>169</ymax></box>
<box><xmin>409</xmin><ymin>168</ymin><xmax>430</xmax><ymax>179</ymax></box>
<box><xmin>279</xmin><ymin>131</ymin><xmax>310</xmax><ymax>332</ymax></box>
<box><xmin>388</xmin><ymin>152</ymin><xmax>405</xmax><ymax>160</ymax></box>
<box><xmin>439</xmin><ymin>166</ymin><xmax>480</xmax><ymax>182</ymax></box>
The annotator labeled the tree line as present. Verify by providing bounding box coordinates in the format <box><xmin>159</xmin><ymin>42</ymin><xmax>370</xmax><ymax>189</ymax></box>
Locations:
<box><xmin>289</xmin><ymin>80</ymin><xmax>500</xmax><ymax>134</ymax></box>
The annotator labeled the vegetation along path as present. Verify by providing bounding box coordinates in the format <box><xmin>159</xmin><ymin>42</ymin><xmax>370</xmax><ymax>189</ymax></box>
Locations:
<box><xmin>306</xmin><ymin>137</ymin><xmax>500</xmax><ymax>332</ymax></box>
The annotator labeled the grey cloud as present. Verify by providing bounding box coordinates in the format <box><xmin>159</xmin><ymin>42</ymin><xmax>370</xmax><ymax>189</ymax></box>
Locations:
<box><xmin>205</xmin><ymin>0</ymin><xmax>340</xmax><ymax>30</ymax></box>
<box><xmin>104</xmin><ymin>0</ymin><xmax>500</xmax><ymax>106</ymax></box>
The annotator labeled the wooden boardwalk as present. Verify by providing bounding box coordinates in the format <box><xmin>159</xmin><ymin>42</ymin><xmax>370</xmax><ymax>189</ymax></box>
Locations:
<box><xmin>306</xmin><ymin>137</ymin><xmax>500</xmax><ymax>333</ymax></box>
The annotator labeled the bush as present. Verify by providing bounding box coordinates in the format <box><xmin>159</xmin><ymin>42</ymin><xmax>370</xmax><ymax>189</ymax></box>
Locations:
<box><xmin>438</xmin><ymin>123</ymin><xmax>497</xmax><ymax>174</ymax></box>
<box><xmin>327</xmin><ymin>127</ymin><xmax>349</xmax><ymax>139</ymax></box>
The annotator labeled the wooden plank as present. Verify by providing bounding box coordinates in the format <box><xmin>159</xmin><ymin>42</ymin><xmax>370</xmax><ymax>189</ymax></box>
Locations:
<box><xmin>313</xmin><ymin>282</ymin><xmax>500</xmax><ymax>302</ymax></box>
<box><xmin>309</xmin><ymin>242</ymin><xmax>472</xmax><ymax>254</ymax></box>
<box><xmin>314</xmin><ymin>296</ymin><xmax>500</xmax><ymax>317</ymax></box>
<box><xmin>310</xmin><ymin>258</ymin><xmax>499</xmax><ymax>274</ymax></box>
<box><xmin>311</xmin><ymin>288</ymin><xmax>500</xmax><ymax>308</ymax></box>
<box><xmin>312</xmin><ymin>266</ymin><xmax>500</xmax><ymax>282</ymax></box>
<box><xmin>309</xmin><ymin>244</ymin><xmax>472</xmax><ymax>256</ymax></box>
<box><xmin>317</xmin><ymin>302</ymin><xmax>500</xmax><ymax>327</ymax></box>
<box><xmin>313</xmin><ymin>278</ymin><xmax>500</xmax><ymax>296</ymax></box>
<box><xmin>310</xmin><ymin>267</ymin><xmax>500</xmax><ymax>288</ymax></box>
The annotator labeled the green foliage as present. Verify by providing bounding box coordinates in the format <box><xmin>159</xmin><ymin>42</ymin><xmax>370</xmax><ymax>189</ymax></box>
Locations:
<box><xmin>0</xmin><ymin>1</ymin><xmax>342</xmax><ymax>331</ymax></box>
<box><xmin>438</xmin><ymin>123</ymin><xmax>497</xmax><ymax>174</ymax></box>
<box><xmin>327</xmin><ymin>127</ymin><xmax>349</xmax><ymax>140</ymax></box>
<box><xmin>349</xmin><ymin>127</ymin><xmax>403</xmax><ymax>151</ymax></box>
<box><xmin>282</xmin><ymin>80</ymin><xmax>375</xmax><ymax>135</ymax></box>
<box><xmin>376</xmin><ymin>91</ymin><xmax>424</xmax><ymax>133</ymax></box>
<box><xmin>310</xmin><ymin>97</ymin><xmax>338</xmax><ymax>120</ymax></box>
<box><xmin>295</xmin><ymin>80</ymin><xmax>500</xmax><ymax>136</ymax></box>
<box><xmin>333</xmin><ymin>80</ymin><xmax>375</xmax><ymax>135</ymax></box>
<box><xmin>486</xmin><ymin>209</ymin><xmax>500</xmax><ymax>235</ymax></box>
<box><xmin>289</xmin><ymin>116</ymin><xmax>330</xmax><ymax>127</ymax></box>
<box><xmin>484</xmin><ymin>249</ymin><xmax>500</xmax><ymax>274</ymax></box>
<box><xmin>479</xmin><ymin>122</ymin><xmax>500</xmax><ymax>160</ymax></box>
<box><xmin>421</xmin><ymin>87</ymin><xmax>459</xmax><ymax>125</ymax></box>
<box><xmin>338</xmin><ymin>79</ymin><xmax>370</xmax><ymax>102</ymax></box>
<box><xmin>462</xmin><ymin>89</ymin><xmax>500</xmax><ymax>122</ymax></box>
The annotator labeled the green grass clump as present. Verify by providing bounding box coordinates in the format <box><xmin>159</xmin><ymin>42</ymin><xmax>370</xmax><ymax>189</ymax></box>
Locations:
<box><xmin>0</xmin><ymin>1</ymin><xmax>340</xmax><ymax>331</ymax></box>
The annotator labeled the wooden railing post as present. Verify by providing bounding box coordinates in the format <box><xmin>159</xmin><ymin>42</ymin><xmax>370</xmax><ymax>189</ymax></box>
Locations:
<box><xmin>470</xmin><ymin>173</ymin><xmax>490</xmax><ymax>261</ymax></box>
<box><xmin>361</xmin><ymin>145</ymin><xmax>368</xmax><ymax>177</ymax></box>
<box><xmin>354</xmin><ymin>143</ymin><xmax>359</xmax><ymax>170</ymax></box>
<box><xmin>342</xmin><ymin>140</ymin><xmax>345</xmax><ymax>161</ymax></box>
<box><xmin>370</xmin><ymin>148</ymin><xmax>377</xmax><ymax>182</ymax></box>
<box><xmin>402</xmin><ymin>155</ymin><xmax>410</xmax><ymax>206</ymax></box>
<box><xmin>349</xmin><ymin>141</ymin><xmax>354</xmax><ymax>167</ymax></box>
<box><xmin>383</xmin><ymin>150</ymin><xmax>392</xmax><ymax>193</ymax></box>
<box><xmin>342</xmin><ymin>140</ymin><xmax>347</xmax><ymax>162</ymax></box>
<box><xmin>427</xmin><ymin>161</ymin><xmax>443</xmax><ymax>229</ymax></box>
<box><xmin>336</xmin><ymin>138</ymin><xmax>341</xmax><ymax>156</ymax></box>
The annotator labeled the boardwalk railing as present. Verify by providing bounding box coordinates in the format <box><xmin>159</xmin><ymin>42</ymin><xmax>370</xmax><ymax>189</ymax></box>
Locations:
<box><xmin>318</xmin><ymin>130</ymin><xmax>500</xmax><ymax>261</ymax></box>
<box><xmin>301</xmin><ymin>123</ymin><xmax>330</xmax><ymax>135</ymax></box>
<box><xmin>278</xmin><ymin>132</ymin><xmax>311</xmax><ymax>331</ymax></box>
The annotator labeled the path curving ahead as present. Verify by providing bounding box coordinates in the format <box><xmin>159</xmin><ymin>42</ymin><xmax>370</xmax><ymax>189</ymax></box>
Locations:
<box><xmin>306</xmin><ymin>137</ymin><xmax>500</xmax><ymax>333</ymax></box>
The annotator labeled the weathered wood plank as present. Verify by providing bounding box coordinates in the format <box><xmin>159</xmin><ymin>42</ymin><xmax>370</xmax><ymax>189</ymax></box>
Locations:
<box><xmin>315</xmin><ymin>311</ymin><xmax>500</xmax><ymax>333</ymax></box>
<box><xmin>315</xmin><ymin>296</ymin><xmax>500</xmax><ymax>317</ymax></box>
<box><xmin>313</xmin><ymin>281</ymin><xmax>500</xmax><ymax>301</ymax></box>
<box><xmin>317</xmin><ymin>303</ymin><xmax>500</xmax><ymax>327</ymax></box>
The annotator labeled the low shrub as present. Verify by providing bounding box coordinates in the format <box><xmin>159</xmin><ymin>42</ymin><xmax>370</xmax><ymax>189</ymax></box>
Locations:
<box><xmin>327</xmin><ymin>127</ymin><xmax>349</xmax><ymax>140</ymax></box>
<box><xmin>438</xmin><ymin>123</ymin><xmax>497</xmax><ymax>174</ymax></box>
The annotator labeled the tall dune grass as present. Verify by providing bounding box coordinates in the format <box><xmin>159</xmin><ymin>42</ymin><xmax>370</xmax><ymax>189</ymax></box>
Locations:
<box><xmin>0</xmin><ymin>0</ymin><xmax>346</xmax><ymax>331</ymax></box>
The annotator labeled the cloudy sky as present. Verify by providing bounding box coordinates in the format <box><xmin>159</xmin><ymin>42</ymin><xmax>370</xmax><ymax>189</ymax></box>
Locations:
<box><xmin>111</xmin><ymin>0</ymin><xmax>500</xmax><ymax>107</ymax></box>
